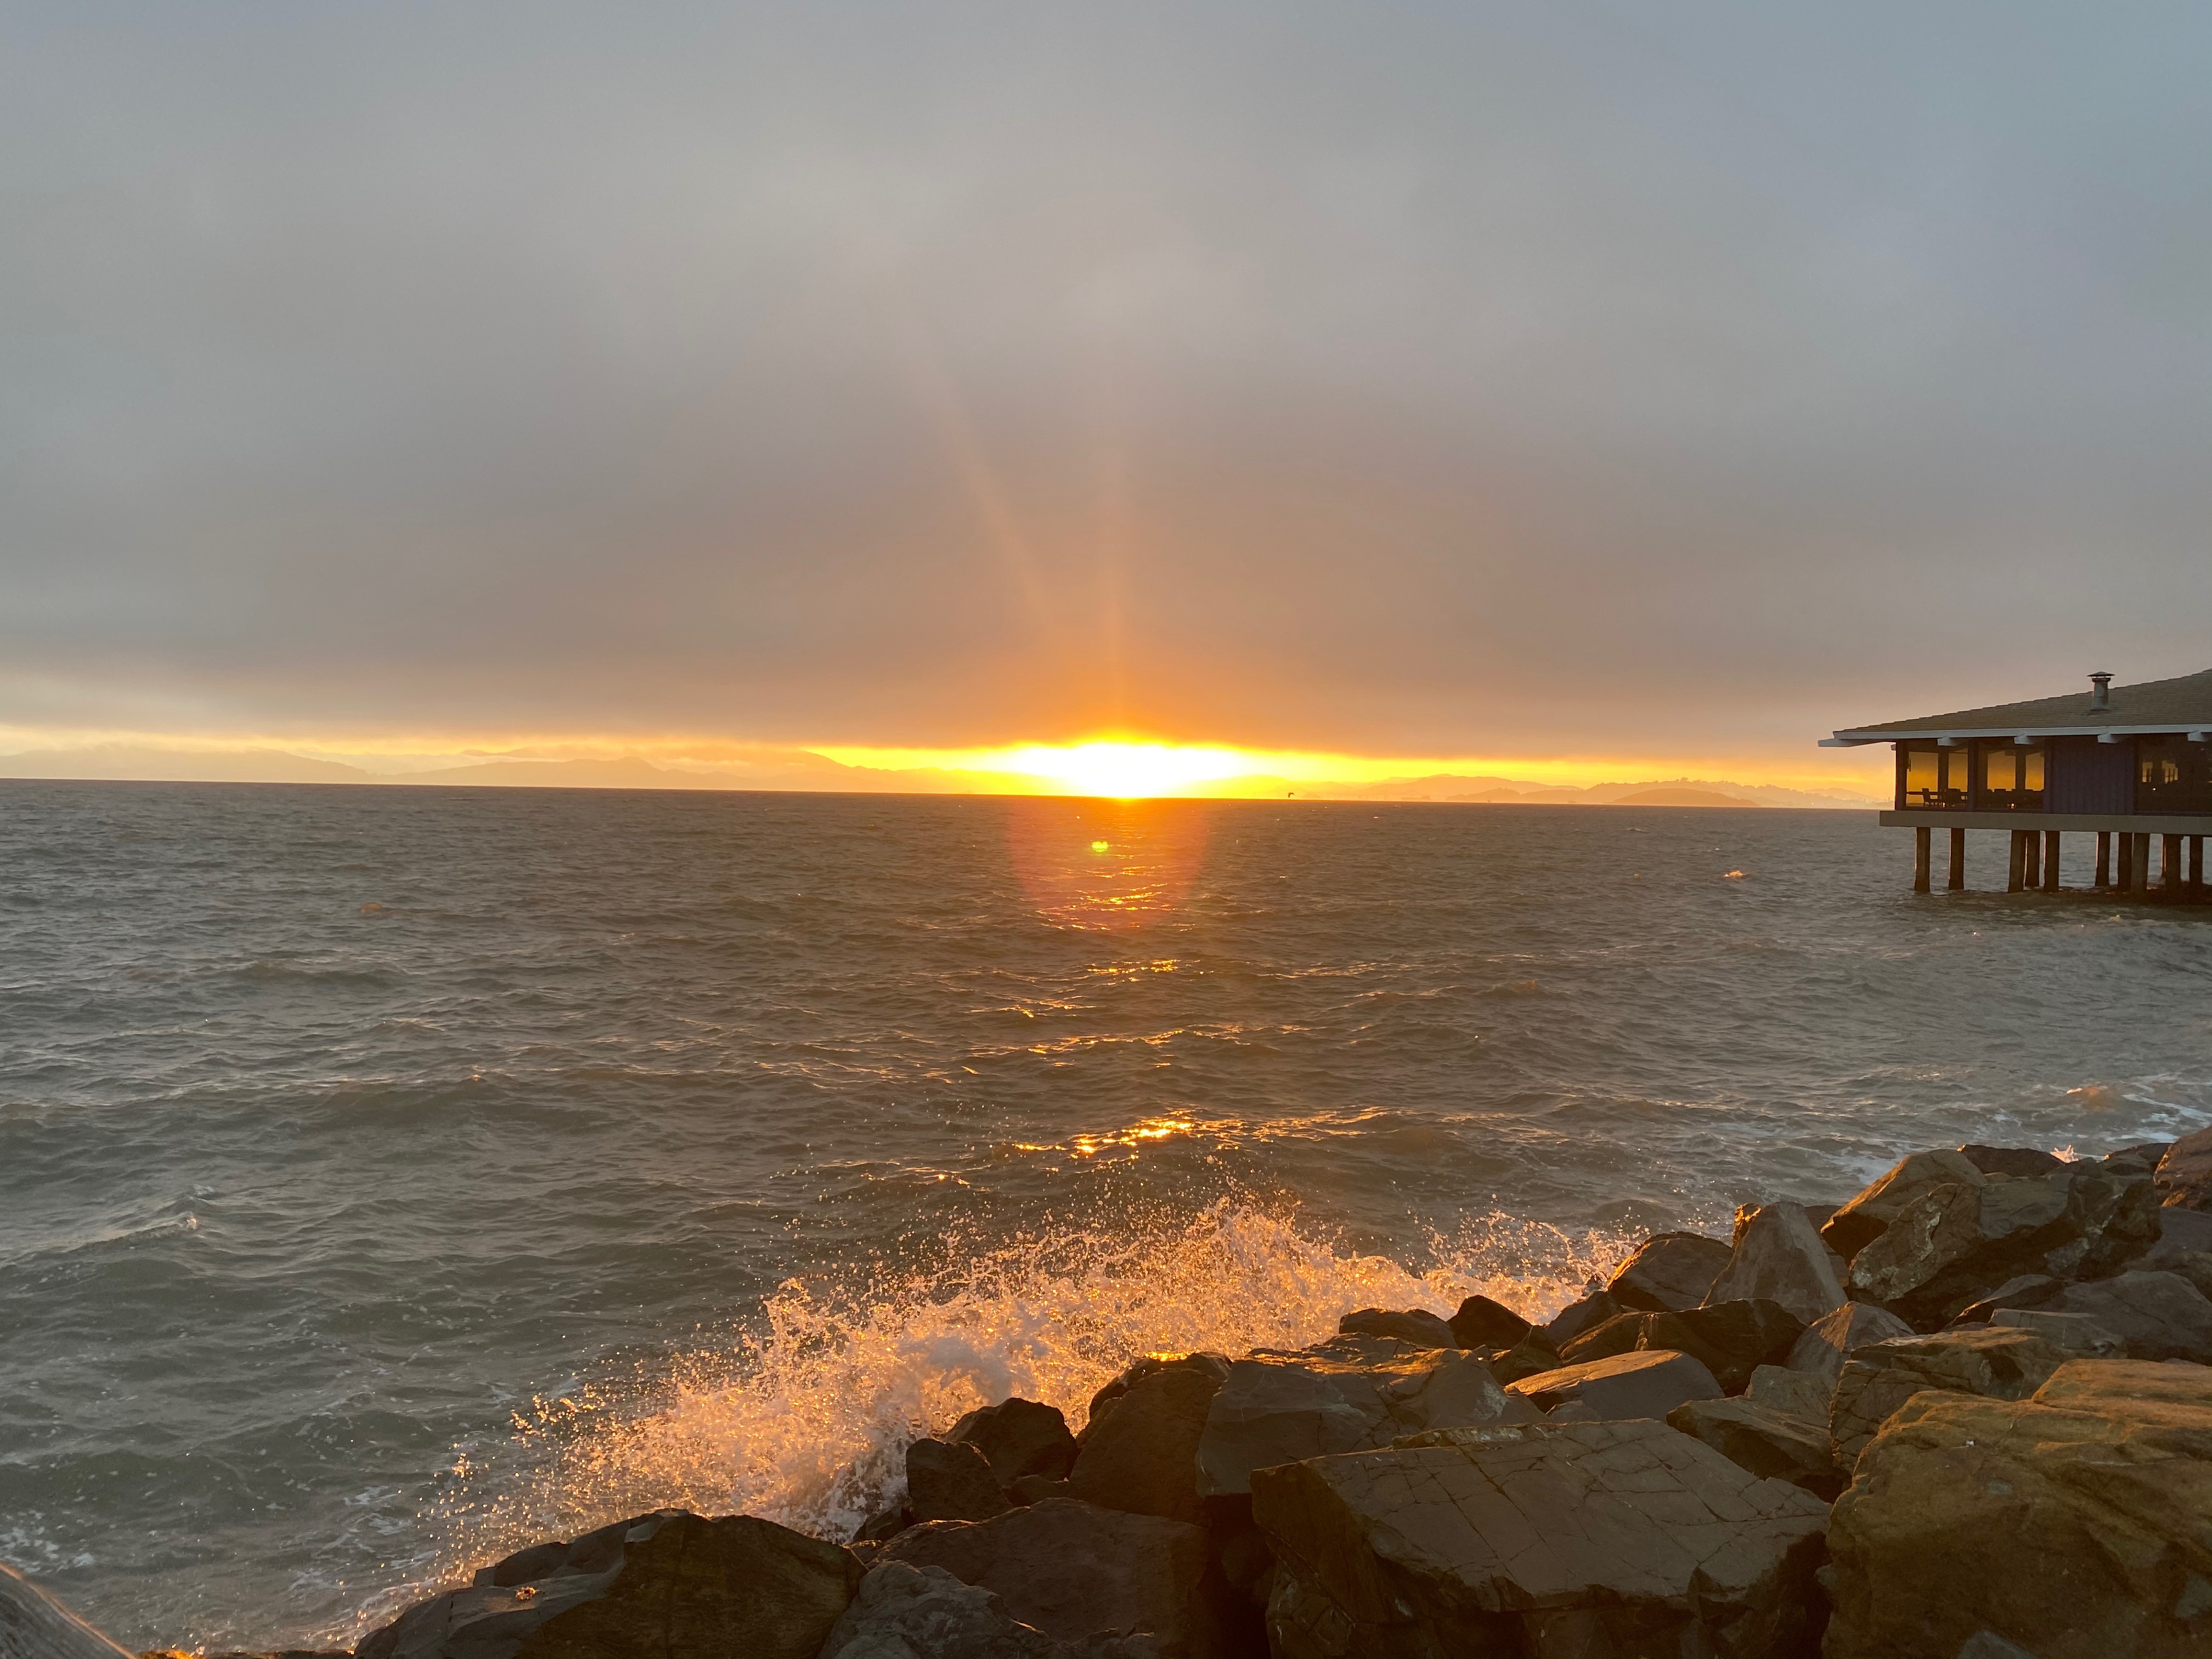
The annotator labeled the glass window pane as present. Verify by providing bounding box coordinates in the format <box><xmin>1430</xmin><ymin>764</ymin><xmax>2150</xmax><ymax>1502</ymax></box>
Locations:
<box><xmin>1986</xmin><ymin>749</ymin><xmax>2016</xmax><ymax>791</ymax></box>
<box><xmin>2024</xmin><ymin>750</ymin><xmax>2045</xmax><ymax>791</ymax></box>
<box><xmin>1904</xmin><ymin>748</ymin><xmax>1939</xmax><ymax>805</ymax></box>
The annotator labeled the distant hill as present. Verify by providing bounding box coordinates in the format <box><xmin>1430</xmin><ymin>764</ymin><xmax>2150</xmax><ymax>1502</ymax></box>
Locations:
<box><xmin>0</xmin><ymin>745</ymin><xmax>373</xmax><ymax>783</ymax></box>
<box><xmin>397</xmin><ymin>757</ymin><xmax>689</xmax><ymax>788</ymax></box>
<box><xmin>1609</xmin><ymin>786</ymin><xmax>1759</xmax><ymax>808</ymax></box>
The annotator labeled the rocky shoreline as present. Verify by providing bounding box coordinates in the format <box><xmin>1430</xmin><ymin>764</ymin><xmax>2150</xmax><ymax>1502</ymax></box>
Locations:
<box><xmin>9</xmin><ymin>1131</ymin><xmax>2212</xmax><ymax>1659</ymax></box>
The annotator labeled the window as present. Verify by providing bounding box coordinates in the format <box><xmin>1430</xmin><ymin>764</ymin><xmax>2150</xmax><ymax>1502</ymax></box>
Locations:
<box><xmin>1898</xmin><ymin>743</ymin><xmax>1973</xmax><ymax>809</ymax></box>
<box><xmin>2135</xmin><ymin>737</ymin><xmax>2212</xmax><ymax>812</ymax></box>
<box><xmin>1978</xmin><ymin>742</ymin><xmax>2046</xmax><ymax>810</ymax></box>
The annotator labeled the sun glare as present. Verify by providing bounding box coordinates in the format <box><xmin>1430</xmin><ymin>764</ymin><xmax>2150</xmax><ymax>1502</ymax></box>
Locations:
<box><xmin>980</xmin><ymin>742</ymin><xmax>1254</xmax><ymax>798</ymax></box>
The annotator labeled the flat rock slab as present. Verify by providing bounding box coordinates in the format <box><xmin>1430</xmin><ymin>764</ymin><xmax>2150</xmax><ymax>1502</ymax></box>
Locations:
<box><xmin>1666</xmin><ymin>1397</ymin><xmax>1845</xmax><ymax>1500</ymax></box>
<box><xmin>1829</xmin><ymin>1327</ymin><xmax>2066</xmax><ymax>1468</ymax></box>
<box><xmin>1196</xmin><ymin>1334</ymin><xmax>1530</xmax><ymax>1498</ymax></box>
<box><xmin>1556</xmin><ymin>1300</ymin><xmax>1802</xmax><ymax>1393</ymax></box>
<box><xmin>1250</xmin><ymin>1418</ymin><xmax>1829</xmax><ymax>1659</ymax></box>
<box><xmin>1505</xmin><ymin>1347</ymin><xmax>1722</xmax><ymax>1421</ymax></box>
<box><xmin>357</xmin><ymin>1511</ymin><xmax>863</xmax><ymax>1659</ymax></box>
<box><xmin>879</xmin><ymin>1498</ymin><xmax>1214</xmax><ymax>1659</ymax></box>
<box><xmin>1826</xmin><ymin>1359</ymin><xmax>2212</xmax><ymax>1659</ymax></box>
<box><xmin>1</xmin><ymin>1564</ymin><xmax>135</xmax><ymax>1659</ymax></box>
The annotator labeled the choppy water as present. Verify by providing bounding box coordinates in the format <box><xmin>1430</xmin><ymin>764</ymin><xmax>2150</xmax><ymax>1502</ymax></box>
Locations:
<box><xmin>3</xmin><ymin>781</ymin><xmax>2209</xmax><ymax>1647</ymax></box>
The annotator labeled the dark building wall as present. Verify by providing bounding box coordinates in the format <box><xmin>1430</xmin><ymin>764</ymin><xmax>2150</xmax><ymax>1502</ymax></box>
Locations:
<box><xmin>2049</xmin><ymin>736</ymin><xmax>2133</xmax><ymax>815</ymax></box>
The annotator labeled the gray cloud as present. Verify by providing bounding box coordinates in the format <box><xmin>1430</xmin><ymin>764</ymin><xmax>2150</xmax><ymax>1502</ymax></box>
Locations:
<box><xmin>5</xmin><ymin>2</ymin><xmax>2211</xmax><ymax>755</ymax></box>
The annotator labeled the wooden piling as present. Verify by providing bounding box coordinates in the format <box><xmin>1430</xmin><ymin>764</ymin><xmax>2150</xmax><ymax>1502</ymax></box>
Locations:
<box><xmin>1948</xmin><ymin>827</ymin><xmax>1966</xmax><ymax>890</ymax></box>
<box><xmin>2163</xmin><ymin>834</ymin><xmax>2184</xmax><ymax>899</ymax></box>
<box><xmin>2132</xmin><ymin>833</ymin><xmax>2153</xmax><ymax>896</ymax></box>
<box><xmin>2192</xmin><ymin>835</ymin><xmax>2205</xmax><ymax>901</ymax></box>
<box><xmin>2007</xmin><ymin>830</ymin><xmax>2027</xmax><ymax>893</ymax></box>
<box><xmin>2022</xmin><ymin>831</ymin><xmax>2041</xmax><ymax>890</ymax></box>
<box><xmin>1913</xmin><ymin>827</ymin><xmax>1931</xmax><ymax>893</ymax></box>
<box><xmin>2095</xmin><ymin>831</ymin><xmax>2112</xmax><ymax>889</ymax></box>
<box><xmin>2042</xmin><ymin>830</ymin><xmax>2062</xmax><ymax>893</ymax></box>
<box><xmin>2117</xmin><ymin>832</ymin><xmax>2133</xmax><ymax>893</ymax></box>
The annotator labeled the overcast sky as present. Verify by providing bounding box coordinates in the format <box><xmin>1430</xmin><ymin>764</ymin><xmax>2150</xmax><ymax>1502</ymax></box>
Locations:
<box><xmin>6</xmin><ymin>2</ymin><xmax>2210</xmax><ymax>765</ymax></box>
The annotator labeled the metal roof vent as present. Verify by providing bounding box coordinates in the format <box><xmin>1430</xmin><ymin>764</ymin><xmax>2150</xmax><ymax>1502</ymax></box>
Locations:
<box><xmin>2089</xmin><ymin>670</ymin><xmax>2112</xmax><ymax>709</ymax></box>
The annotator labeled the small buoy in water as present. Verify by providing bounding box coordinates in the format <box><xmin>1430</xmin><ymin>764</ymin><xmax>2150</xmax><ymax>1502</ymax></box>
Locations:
<box><xmin>360</xmin><ymin>901</ymin><xmax>388</xmax><ymax>914</ymax></box>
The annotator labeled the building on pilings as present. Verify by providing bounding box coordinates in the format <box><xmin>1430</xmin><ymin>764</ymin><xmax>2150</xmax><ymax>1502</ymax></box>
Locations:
<box><xmin>1826</xmin><ymin>669</ymin><xmax>2212</xmax><ymax>898</ymax></box>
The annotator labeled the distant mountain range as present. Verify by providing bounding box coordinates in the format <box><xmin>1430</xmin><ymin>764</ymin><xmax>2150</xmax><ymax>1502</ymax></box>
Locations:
<box><xmin>0</xmin><ymin>745</ymin><xmax>1881</xmax><ymax>806</ymax></box>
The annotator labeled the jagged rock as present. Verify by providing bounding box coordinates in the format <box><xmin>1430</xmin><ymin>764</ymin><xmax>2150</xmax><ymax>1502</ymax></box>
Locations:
<box><xmin>2155</xmin><ymin>1126</ymin><xmax>2212</xmax><ymax>1211</ymax></box>
<box><xmin>1443</xmin><ymin>1294</ymin><xmax>1530</xmax><ymax>1349</ymax></box>
<box><xmin>1557</xmin><ymin>1299</ymin><xmax>1803</xmax><ymax>1392</ymax></box>
<box><xmin>1959</xmin><ymin>1144</ymin><xmax>2064</xmax><ymax>1178</ymax></box>
<box><xmin>1825</xmin><ymin>1359</ymin><xmax>2212</xmax><ymax>1659</ymax></box>
<box><xmin>1784</xmin><ymin>1300</ymin><xmax>1914</xmax><ymax>1387</ymax></box>
<box><xmin>1846</xmin><ymin>1159</ymin><xmax>2160</xmax><ymax>1329</ymax></box>
<box><xmin>2042</xmin><ymin>1271</ymin><xmax>2212</xmax><ymax>1362</ymax></box>
<box><xmin>1504</xmin><ymin>1347</ymin><xmax>1723</xmax><ymax>1419</ymax></box>
<box><xmin>1478</xmin><ymin>1333</ymin><xmax>1561</xmax><ymax>1385</ymax></box>
<box><xmin>1194</xmin><ymin>1334</ymin><xmax>1531</xmax><ymax>1498</ymax></box>
<box><xmin>1828</xmin><ymin>1328</ymin><xmax>2067</xmax><ymax>1467</ymax></box>
<box><xmin>1666</xmin><ymin>1396</ymin><xmax>1846</xmax><ymax>1499</ymax></box>
<box><xmin>0</xmin><ymin>1563</ymin><xmax>134</xmax><ymax>1659</ymax></box>
<box><xmin>1989</xmin><ymin>1307</ymin><xmax>2124</xmax><ymax>1356</ymax></box>
<box><xmin>1705</xmin><ymin>1204</ymin><xmax>1847</xmax><ymax>1325</ymax></box>
<box><xmin>1743</xmin><ymin>1363</ymin><xmax>1830</xmax><ymax>1421</ymax></box>
<box><xmin>1539</xmin><ymin>1289</ymin><xmax>1623</xmax><ymax>1347</ymax></box>
<box><xmin>2150</xmin><ymin>1204</ymin><xmax>2212</xmax><ymax>1255</ymax></box>
<box><xmin>1334</xmin><ymin>1307</ymin><xmax>1454</xmax><ymax>1348</ymax></box>
<box><xmin>1823</xmin><ymin>1148</ymin><xmax>1987</xmax><ymax>1260</ymax></box>
<box><xmin>1603</xmin><ymin>1231</ymin><xmax>1733</xmax><ymax>1312</ymax></box>
<box><xmin>356</xmin><ymin>1510</ymin><xmax>862</xmax><ymax>1659</ymax></box>
<box><xmin>1250</xmin><ymin>1418</ymin><xmax>1829</xmax><ymax>1659</ymax></box>
<box><xmin>819</xmin><ymin>1562</ymin><xmax>1155</xmax><ymax>1659</ymax></box>
<box><xmin>2106</xmin><ymin>1141</ymin><xmax>2174</xmax><ymax>1175</ymax></box>
<box><xmin>1953</xmin><ymin>1273</ymin><xmax>2062</xmax><ymax>1324</ymax></box>
<box><xmin>1059</xmin><ymin>1354</ymin><xmax>1226</xmax><ymax>1525</ymax></box>
<box><xmin>907</xmin><ymin>1437</ymin><xmax>1012</xmax><ymax>1523</ymax></box>
<box><xmin>879</xmin><ymin>1499</ymin><xmax>1216</xmax><ymax>1659</ymax></box>
<box><xmin>951</xmin><ymin>1399</ymin><xmax>1078</xmax><ymax>1491</ymax></box>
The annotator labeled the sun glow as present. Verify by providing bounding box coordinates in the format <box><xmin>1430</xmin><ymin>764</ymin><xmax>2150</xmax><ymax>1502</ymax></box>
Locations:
<box><xmin>972</xmin><ymin>742</ymin><xmax>1257</xmax><ymax>798</ymax></box>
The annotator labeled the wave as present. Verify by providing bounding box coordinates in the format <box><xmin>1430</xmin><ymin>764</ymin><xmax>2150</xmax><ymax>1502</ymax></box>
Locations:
<box><xmin>367</xmin><ymin>1203</ymin><xmax>1630</xmax><ymax>1638</ymax></box>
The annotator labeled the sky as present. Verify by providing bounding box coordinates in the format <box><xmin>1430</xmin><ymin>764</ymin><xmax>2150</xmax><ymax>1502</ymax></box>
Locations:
<box><xmin>6</xmin><ymin>3</ymin><xmax>2212</xmax><ymax>793</ymax></box>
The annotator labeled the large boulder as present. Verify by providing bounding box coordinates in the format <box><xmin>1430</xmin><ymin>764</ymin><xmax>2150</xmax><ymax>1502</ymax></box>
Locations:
<box><xmin>1822</xmin><ymin>1148</ymin><xmax>1988</xmax><ymax>1260</ymax></box>
<box><xmin>1665</xmin><ymin>1396</ymin><xmax>1846</xmax><ymax>1499</ymax></box>
<box><xmin>1503</xmin><ymin>1348</ymin><xmax>1723</xmax><ymax>1420</ymax></box>
<box><xmin>1250</xmin><ymin>1418</ymin><xmax>1829</xmax><ymax>1659</ymax></box>
<box><xmin>906</xmin><ymin>1437</ymin><xmax>1011</xmax><ymax>1523</ymax></box>
<box><xmin>1989</xmin><ymin>1307</ymin><xmax>2125</xmax><ymax>1357</ymax></box>
<box><xmin>1557</xmin><ymin>1299</ymin><xmax>1803</xmax><ymax>1392</ymax></box>
<box><xmin>1844</xmin><ymin>1159</ymin><xmax>2160</xmax><ymax>1329</ymax></box>
<box><xmin>0</xmin><ymin>1564</ymin><xmax>136</xmax><ymax>1659</ymax></box>
<box><xmin>878</xmin><ymin>1499</ymin><xmax>1216</xmax><ymax>1659</ymax></box>
<box><xmin>1957</xmin><ymin>1144</ymin><xmax>2064</xmax><ymax>1178</ymax></box>
<box><xmin>1604</xmin><ymin>1231</ymin><xmax>1733</xmax><ymax>1312</ymax></box>
<box><xmin>819</xmin><ymin>1562</ymin><xmax>1152</xmax><ymax>1659</ymax></box>
<box><xmin>1334</xmin><ymin>1308</ymin><xmax>1453</xmax><ymax>1348</ymax></box>
<box><xmin>1443</xmin><ymin>1294</ymin><xmax>1531</xmax><ymax>1350</ymax></box>
<box><xmin>1194</xmin><ymin>1334</ymin><xmax>1531</xmax><ymax>1498</ymax></box>
<box><xmin>2042</xmin><ymin>1271</ymin><xmax>2212</xmax><ymax>1362</ymax></box>
<box><xmin>2154</xmin><ymin>1125</ymin><xmax>2212</xmax><ymax>1211</ymax></box>
<box><xmin>1828</xmin><ymin>1328</ymin><xmax>2067</xmax><ymax>1467</ymax></box>
<box><xmin>356</xmin><ymin>1511</ymin><xmax>863</xmax><ymax>1659</ymax></box>
<box><xmin>950</xmin><ymin>1399</ymin><xmax>1079</xmax><ymax>1491</ymax></box>
<box><xmin>1783</xmin><ymin>1300</ymin><xmax>1913</xmax><ymax>1389</ymax></box>
<box><xmin>1539</xmin><ymin>1290</ymin><xmax>1624</xmax><ymax>1347</ymax></box>
<box><xmin>1742</xmin><ymin>1364</ymin><xmax>1829</xmax><ymax>1422</ymax></box>
<box><xmin>1825</xmin><ymin>1359</ymin><xmax>2212</xmax><ymax>1659</ymax></box>
<box><xmin>1703</xmin><ymin>1205</ymin><xmax>1847</xmax><ymax>1324</ymax></box>
<box><xmin>1054</xmin><ymin>1354</ymin><xmax>1227</xmax><ymax>1525</ymax></box>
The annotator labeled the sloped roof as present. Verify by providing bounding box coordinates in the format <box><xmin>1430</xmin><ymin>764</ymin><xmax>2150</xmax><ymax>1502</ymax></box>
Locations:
<box><xmin>1835</xmin><ymin>668</ymin><xmax>2212</xmax><ymax>740</ymax></box>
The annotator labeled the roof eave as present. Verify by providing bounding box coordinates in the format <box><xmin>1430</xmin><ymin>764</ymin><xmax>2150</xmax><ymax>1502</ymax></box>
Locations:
<box><xmin>1827</xmin><ymin>724</ymin><xmax>2212</xmax><ymax>746</ymax></box>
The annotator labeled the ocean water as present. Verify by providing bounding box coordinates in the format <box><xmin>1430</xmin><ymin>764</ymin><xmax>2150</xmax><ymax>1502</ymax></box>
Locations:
<box><xmin>2</xmin><ymin>781</ymin><xmax>2209</xmax><ymax>1648</ymax></box>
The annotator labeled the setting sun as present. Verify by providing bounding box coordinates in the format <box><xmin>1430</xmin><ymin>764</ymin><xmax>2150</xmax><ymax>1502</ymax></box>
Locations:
<box><xmin>973</xmin><ymin>742</ymin><xmax>1259</xmax><ymax>797</ymax></box>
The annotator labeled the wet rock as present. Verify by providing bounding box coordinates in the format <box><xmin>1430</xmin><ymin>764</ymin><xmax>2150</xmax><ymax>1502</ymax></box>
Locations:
<box><xmin>1539</xmin><ymin>1289</ymin><xmax>1623</xmax><ymax>1347</ymax></box>
<box><xmin>1823</xmin><ymin>1148</ymin><xmax>1987</xmax><ymax>1261</ymax></box>
<box><xmin>1557</xmin><ymin>1298</ymin><xmax>1803</xmax><ymax>1392</ymax></box>
<box><xmin>1845</xmin><ymin>1159</ymin><xmax>2160</xmax><ymax>1329</ymax></box>
<box><xmin>1443</xmin><ymin>1293</ymin><xmax>1530</xmax><ymax>1350</ymax></box>
<box><xmin>1250</xmin><ymin>1418</ymin><xmax>1829</xmax><ymax>1659</ymax></box>
<box><xmin>357</xmin><ymin>1510</ymin><xmax>863</xmax><ymax>1659</ymax></box>
<box><xmin>1825</xmin><ymin>1358</ymin><xmax>2212</xmax><ymax>1659</ymax></box>
<box><xmin>907</xmin><ymin>1437</ymin><xmax>1012</xmax><ymax>1523</ymax></box>
<box><xmin>1784</xmin><ymin>1300</ymin><xmax>1914</xmax><ymax>1387</ymax></box>
<box><xmin>1</xmin><ymin>1563</ymin><xmax>135</xmax><ymax>1659</ymax></box>
<box><xmin>1743</xmin><ymin>1363</ymin><xmax>1830</xmax><ymax>1421</ymax></box>
<box><xmin>1333</xmin><ymin>1307</ymin><xmax>1454</xmax><ymax>1348</ymax></box>
<box><xmin>854</xmin><ymin>1506</ymin><xmax>910</xmax><ymax>1544</ymax></box>
<box><xmin>2155</xmin><ymin>1125</ymin><xmax>2212</xmax><ymax>1211</ymax></box>
<box><xmin>2105</xmin><ymin>1141</ymin><xmax>2174</xmax><ymax>1175</ymax></box>
<box><xmin>1666</xmin><ymin>1395</ymin><xmax>1846</xmax><ymax>1499</ymax></box>
<box><xmin>1061</xmin><ymin>1354</ymin><xmax>1227</xmax><ymax>1525</ymax></box>
<box><xmin>951</xmin><ymin>1399</ymin><xmax>1079</xmax><ymax>1492</ymax></box>
<box><xmin>1705</xmin><ymin>1204</ymin><xmax>1848</xmax><ymax>1324</ymax></box>
<box><xmin>879</xmin><ymin>1498</ymin><xmax>1217</xmax><ymax>1659</ymax></box>
<box><xmin>1194</xmin><ymin>1334</ymin><xmax>1531</xmax><ymax>1498</ymax></box>
<box><xmin>820</xmin><ymin>1561</ymin><xmax>1154</xmax><ymax>1659</ymax></box>
<box><xmin>1958</xmin><ymin>1144</ymin><xmax>2065</xmax><ymax>1178</ymax></box>
<box><xmin>1829</xmin><ymin>1327</ymin><xmax>2067</xmax><ymax>1468</ymax></box>
<box><xmin>1603</xmin><ymin>1230</ymin><xmax>1733</xmax><ymax>1312</ymax></box>
<box><xmin>2042</xmin><ymin>1271</ymin><xmax>2212</xmax><ymax>1362</ymax></box>
<box><xmin>1504</xmin><ymin>1347</ymin><xmax>1723</xmax><ymax>1419</ymax></box>
<box><xmin>1988</xmin><ymin>1307</ymin><xmax>2124</xmax><ymax>1357</ymax></box>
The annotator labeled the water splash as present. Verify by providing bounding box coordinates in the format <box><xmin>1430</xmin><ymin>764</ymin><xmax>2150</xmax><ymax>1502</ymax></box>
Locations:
<box><xmin>385</xmin><ymin>1204</ymin><xmax>1628</xmax><ymax>1632</ymax></box>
